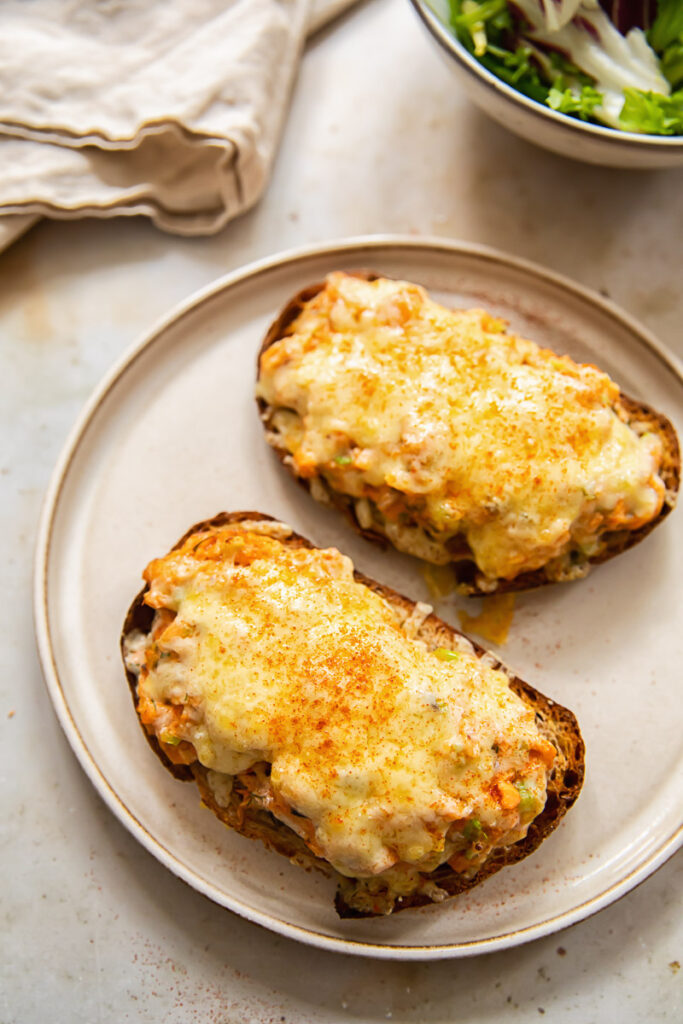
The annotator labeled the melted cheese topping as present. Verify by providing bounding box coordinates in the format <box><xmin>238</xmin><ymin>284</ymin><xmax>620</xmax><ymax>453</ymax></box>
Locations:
<box><xmin>256</xmin><ymin>274</ymin><xmax>665</xmax><ymax>582</ymax></box>
<box><xmin>131</xmin><ymin>526</ymin><xmax>553</xmax><ymax>879</ymax></box>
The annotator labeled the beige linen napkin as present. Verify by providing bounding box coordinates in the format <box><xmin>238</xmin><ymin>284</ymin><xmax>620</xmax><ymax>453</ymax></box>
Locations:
<box><xmin>0</xmin><ymin>0</ymin><xmax>357</xmax><ymax>252</ymax></box>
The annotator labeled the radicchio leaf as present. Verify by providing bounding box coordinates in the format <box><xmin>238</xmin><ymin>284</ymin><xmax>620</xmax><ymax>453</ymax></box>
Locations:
<box><xmin>599</xmin><ymin>1</ymin><xmax>657</xmax><ymax>34</ymax></box>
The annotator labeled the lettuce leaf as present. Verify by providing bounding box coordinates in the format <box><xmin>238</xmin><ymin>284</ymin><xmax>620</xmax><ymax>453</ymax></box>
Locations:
<box><xmin>618</xmin><ymin>86</ymin><xmax>683</xmax><ymax>133</ymax></box>
<box><xmin>449</xmin><ymin>0</ymin><xmax>508</xmax><ymax>31</ymax></box>
<box><xmin>659</xmin><ymin>41</ymin><xmax>683</xmax><ymax>88</ymax></box>
<box><xmin>648</xmin><ymin>0</ymin><xmax>683</xmax><ymax>53</ymax></box>
<box><xmin>647</xmin><ymin>0</ymin><xmax>683</xmax><ymax>88</ymax></box>
<box><xmin>547</xmin><ymin>83</ymin><xmax>604</xmax><ymax>120</ymax></box>
<box><xmin>448</xmin><ymin>1</ymin><xmax>550</xmax><ymax>102</ymax></box>
<box><xmin>478</xmin><ymin>47</ymin><xmax>549</xmax><ymax>102</ymax></box>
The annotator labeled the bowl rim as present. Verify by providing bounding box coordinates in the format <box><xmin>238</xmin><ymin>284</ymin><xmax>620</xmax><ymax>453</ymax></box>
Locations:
<box><xmin>409</xmin><ymin>0</ymin><xmax>683</xmax><ymax>150</ymax></box>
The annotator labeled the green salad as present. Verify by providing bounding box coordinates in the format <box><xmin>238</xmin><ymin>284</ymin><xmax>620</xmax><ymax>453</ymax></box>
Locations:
<box><xmin>430</xmin><ymin>1</ymin><xmax>683</xmax><ymax>135</ymax></box>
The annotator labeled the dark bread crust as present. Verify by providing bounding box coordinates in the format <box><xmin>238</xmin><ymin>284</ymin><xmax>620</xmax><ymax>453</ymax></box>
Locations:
<box><xmin>121</xmin><ymin>511</ymin><xmax>585</xmax><ymax>918</ymax></box>
<box><xmin>256</xmin><ymin>273</ymin><xmax>680</xmax><ymax>595</ymax></box>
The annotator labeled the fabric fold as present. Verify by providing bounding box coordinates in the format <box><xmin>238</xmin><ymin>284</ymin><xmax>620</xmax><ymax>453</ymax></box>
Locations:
<box><xmin>0</xmin><ymin>0</ymin><xmax>358</xmax><ymax>249</ymax></box>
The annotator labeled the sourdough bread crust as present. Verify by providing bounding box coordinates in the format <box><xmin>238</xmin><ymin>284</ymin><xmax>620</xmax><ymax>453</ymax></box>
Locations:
<box><xmin>256</xmin><ymin>274</ymin><xmax>681</xmax><ymax>595</ymax></box>
<box><xmin>121</xmin><ymin>511</ymin><xmax>585</xmax><ymax>917</ymax></box>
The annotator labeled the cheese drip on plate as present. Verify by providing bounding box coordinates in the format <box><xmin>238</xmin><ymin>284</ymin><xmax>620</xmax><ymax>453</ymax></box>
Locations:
<box><xmin>131</xmin><ymin>527</ymin><xmax>554</xmax><ymax>879</ymax></box>
<box><xmin>257</xmin><ymin>273</ymin><xmax>665</xmax><ymax>583</ymax></box>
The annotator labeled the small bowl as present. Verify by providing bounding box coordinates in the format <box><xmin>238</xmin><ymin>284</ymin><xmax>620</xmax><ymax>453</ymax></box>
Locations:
<box><xmin>409</xmin><ymin>0</ymin><xmax>683</xmax><ymax>169</ymax></box>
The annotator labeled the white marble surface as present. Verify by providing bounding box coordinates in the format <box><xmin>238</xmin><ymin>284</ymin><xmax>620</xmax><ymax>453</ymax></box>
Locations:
<box><xmin>1</xmin><ymin>0</ymin><xmax>681</xmax><ymax>1019</ymax></box>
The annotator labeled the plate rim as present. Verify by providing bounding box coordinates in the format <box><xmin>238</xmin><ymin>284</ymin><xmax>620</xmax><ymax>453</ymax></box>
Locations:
<box><xmin>33</xmin><ymin>234</ymin><xmax>683</xmax><ymax>960</ymax></box>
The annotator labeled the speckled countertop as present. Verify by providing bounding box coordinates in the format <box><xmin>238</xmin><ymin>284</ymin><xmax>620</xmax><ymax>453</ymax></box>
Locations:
<box><xmin>1</xmin><ymin>1</ymin><xmax>681</xmax><ymax>1020</ymax></box>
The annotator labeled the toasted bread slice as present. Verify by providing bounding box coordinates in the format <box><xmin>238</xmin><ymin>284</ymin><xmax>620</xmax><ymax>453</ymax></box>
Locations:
<box><xmin>256</xmin><ymin>272</ymin><xmax>680</xmax><ymax>595</ymax></box>
<box><xmin>122</xmin><ymin>511</ymin><xmax>584</xmax><ymax>918</ymax></box>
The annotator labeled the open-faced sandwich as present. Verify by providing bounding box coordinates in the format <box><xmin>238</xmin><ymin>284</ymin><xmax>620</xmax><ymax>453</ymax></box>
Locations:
<box><xmin>256</xmin><ymin>272</ymin><xmax>679</xmax><ymax>594</ymax></box>
<box><xmin>122</xmin><ymin>512</ymin><xmax>584</xmax><ymax>917</ymax></box>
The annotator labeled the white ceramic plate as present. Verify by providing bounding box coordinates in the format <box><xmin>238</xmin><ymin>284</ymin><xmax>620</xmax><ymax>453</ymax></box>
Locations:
<box><xmin>35</xmin><ymin>237</ymin><xmax>683</xmax><ymax>960</ymax></box>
